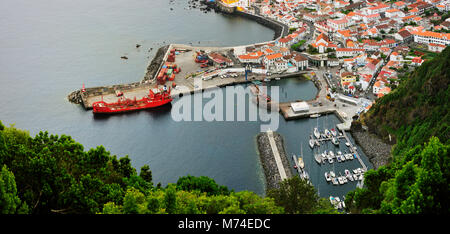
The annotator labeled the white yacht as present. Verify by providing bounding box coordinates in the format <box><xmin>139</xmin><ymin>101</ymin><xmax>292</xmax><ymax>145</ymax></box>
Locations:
<box><xmin>309</xmin><ymin>135</ymin><xmax>315</xmax><ymax>149</ymax></box>
<box><xmin>313</xmin><ymin>127</ymin><xmax>320</xmax><ymax>139</ymax></box>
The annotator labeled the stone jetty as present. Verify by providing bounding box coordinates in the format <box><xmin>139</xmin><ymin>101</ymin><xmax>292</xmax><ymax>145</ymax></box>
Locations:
<box><xmin>256</xmin><ymin>131</ymin><xmax>293</xmax><ymax>192</ymax></box>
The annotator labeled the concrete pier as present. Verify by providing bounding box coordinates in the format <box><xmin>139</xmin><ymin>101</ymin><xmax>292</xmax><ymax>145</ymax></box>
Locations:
<box><xmin>256</xmin><ymin>131</ymin><xmax>292</xmax><ymax>191</ymax></box>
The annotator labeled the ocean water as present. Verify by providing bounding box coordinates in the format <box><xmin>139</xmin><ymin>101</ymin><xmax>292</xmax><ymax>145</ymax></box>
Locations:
<box><xmin>0</xmin><ymin>0</ymin><xmax>372</xmax><ymax>196</ymax></box>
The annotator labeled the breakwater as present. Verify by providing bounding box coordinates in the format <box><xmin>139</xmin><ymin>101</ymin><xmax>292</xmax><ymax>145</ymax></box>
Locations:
<box><xmin>67</xmin><ymin>45</ymin><xmax>170</xmax><ymax>107</ymax></box>
<box><xmin>256</xmin><ymin>131</ymin><xmax>293</xmax><ymax>192</ymax></box>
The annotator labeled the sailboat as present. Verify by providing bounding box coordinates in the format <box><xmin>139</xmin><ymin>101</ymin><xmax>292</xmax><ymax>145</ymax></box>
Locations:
<box><xmin>309</xmin><ymin>135</ymin><xmax>315</xmax><ymax>149</ymax></box>
<box><xmin>314</xmin><ymin>117</ymin><xmax>320</xmax><ymax>139</ymax></box>
<box><xmin>314</xmin><ymin>127</ymin><xmax>320</xmax><ymax>139</ymax></box>
<box><xmin>298</xmin><ymin>143</ymin><xmax>305</xmax><ymax>169</ymax></box>
<box><xmin>315</xmin><ymin>150</ymin><xmax>322</xmax><ymax>164</ymax></box>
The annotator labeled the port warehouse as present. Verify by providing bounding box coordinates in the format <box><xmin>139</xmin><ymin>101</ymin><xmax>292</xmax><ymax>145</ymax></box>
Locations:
<box><xmin>291</xmin><ymin>101</ymin><xmax>309</xmax><ymax>113</ymax></box>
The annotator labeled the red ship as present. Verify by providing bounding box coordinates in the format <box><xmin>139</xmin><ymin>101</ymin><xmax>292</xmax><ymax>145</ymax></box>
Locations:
<box><xmin>92</xmin><ymin>86</ymin><xmax>172</xmax><ymax>114</ymax></box>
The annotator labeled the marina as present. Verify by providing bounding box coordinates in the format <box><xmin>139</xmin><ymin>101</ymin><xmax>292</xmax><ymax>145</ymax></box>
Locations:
<box><xmin>1</xmin><ymin>0</ymin><xmax>374</xmax><ymax>200</ymax></box>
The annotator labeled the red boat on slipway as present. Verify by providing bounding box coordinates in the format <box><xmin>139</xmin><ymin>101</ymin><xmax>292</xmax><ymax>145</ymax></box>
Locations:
<box><xmin>92</xmin><ymin>86</ymin><xmax>172</xmax><ymax>114</ymax></box>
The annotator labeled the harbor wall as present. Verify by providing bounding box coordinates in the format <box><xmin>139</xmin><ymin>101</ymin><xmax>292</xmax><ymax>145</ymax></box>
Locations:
<box><xmin>256</xmin><ymin>131</ymin><xmax>293</xmax><ymax>192</ymax></box>
<box><xmin>211</xmin><ymin>1</ymin><xmax>287</xmax><ymax>41</ymax></box>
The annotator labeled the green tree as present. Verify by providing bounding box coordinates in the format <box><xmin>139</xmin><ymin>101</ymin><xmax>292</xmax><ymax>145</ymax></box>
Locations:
<box><xmin>0</xmin><ymin>165</ymin><xmax>28</xmax><ymax>214</ymax></box>
<box><xmin>267</xmin><ymin>177</ymin><xmax>324</xmax><ymax>214</ymax></box>
<box><xmin>139</xmin><ymin>165</ymin><xmax>153</xmax><ymax>185</ymax></box>
<box><xmin>164</xmin><ymin>185</ymin><xmax>177</xmax><ymax>214</ymax></box>
<box><xmin>176</xmin><ymin>175</ymin><xmax>229</xmax><ymax>196</ymax></box>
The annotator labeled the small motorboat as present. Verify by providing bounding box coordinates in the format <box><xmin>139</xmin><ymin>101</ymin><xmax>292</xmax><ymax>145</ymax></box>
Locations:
<box><xmin>331</xmin><ymin>128</ymin><xmax>337</xmax><ymax>137</ymax></box>
<box><xmin>329</xmin><ymin>151</ymin><xmax>335</xmax><ymax>159</ymax></box>
<box><xmin>332</xmin><ymin>177</ymin><xmax>339</xmax><ymax>185</ymax></box>
<box><xmin>345</xmin><ymin>169</ymin><xmax>353</xmax><ymax>181</ymax></box>
<box><xmin>325</xmin><ymin>172</ymin><xmax>332</xmax><ymax>182</ymax></box>
<box><xmin>327</xmin><ymin>155</ymin><xmax>333</xmax><ymax>164</ymax></box>
<box><xmin>345</xmin><ymin>142</ymin><xmax>351</xmax><ymax>147</ymax></box>
<box><xmin>121</xmin><ymin>56</ymin><xmax>128</xmax><ymax>60</ymax></box>
<box><xmin>330</xmin><ymin>171</ymin><xmax>336</xmax><ymax>178</ymax></box>
<box><xmin>324</xmin><ymin>129</ymin><xmax>331</xmax><ymax>138</ymax></box>
<box><xmin>332</xmin><ymin>137</ymin><xmax>339</xmax><ymax>146</ymax></box>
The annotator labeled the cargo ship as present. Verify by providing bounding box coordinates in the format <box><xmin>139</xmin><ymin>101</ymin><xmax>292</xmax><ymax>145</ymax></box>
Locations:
<box><xmin>92</xmin><ymin>86</ymin><xmax>172</xmax><ymax>114</ymax></box>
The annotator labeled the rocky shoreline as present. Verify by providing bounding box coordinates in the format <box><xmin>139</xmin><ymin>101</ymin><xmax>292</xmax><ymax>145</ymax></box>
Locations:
<box><xmin>256</xmin><ymin>131</ymin><xmax>293</xmax><ymax>192</ymax></box>
<box><xmin>350</xmin><ymin>122</ymin><xmax>393</xmax><ymax>169</ymax></box>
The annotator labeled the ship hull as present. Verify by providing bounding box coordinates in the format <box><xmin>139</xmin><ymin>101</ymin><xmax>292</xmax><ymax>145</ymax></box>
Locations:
<box><xmin>93</xmin><ymin>98</ymin><xmax>172</xmax><ymax>114</ymax></box>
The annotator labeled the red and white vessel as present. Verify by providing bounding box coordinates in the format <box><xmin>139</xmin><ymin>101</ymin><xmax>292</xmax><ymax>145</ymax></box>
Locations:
<box><xmin>92</xmin><ymin>86</ymin><xmax>172</xmax><ymax>114</ymax></box>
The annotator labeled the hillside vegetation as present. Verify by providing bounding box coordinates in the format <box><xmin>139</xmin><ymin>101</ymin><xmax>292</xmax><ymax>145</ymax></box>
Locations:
<box><xmin>0</xmin><ymin>121</ymin><xmax>334</xmax><ymax>214</ymax></box>
<box><xmin>346</xmin><ymin>47</ymin><xmax>450</xmax><ymax>214</ymax></box>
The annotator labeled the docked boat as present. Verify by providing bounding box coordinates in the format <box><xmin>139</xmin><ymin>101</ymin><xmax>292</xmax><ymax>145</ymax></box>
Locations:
<box><xmin>325</xmin><ymin>172</ymin><xmax>332</xmax><ymax>182</ymax></box>
<box><xmin>310</xmin><ymin>114</ymin><xmax>320</xmax><ymax>118</ymax></box>
<box><xmin>345</xmin><ymin>142</ymin><xmax>350</xmax><ymax>147</ymax></box>
<box><xmin>298</xmin><ymin>157</ymin><xmax>305</xmax><ymax>169</ymax></box>
<box><xmin>313</xmin><ymin>127</ymin><xmax>320</xmax><ymax>139</ymax></box>
<box><xmin>332</xmin><ymin>177</ymin><xmax>339</xmax><ymax>185</ymax></box>
<box><xmin>314</xmin><ymin>153</ymin><xmax>322</xmax><ymax>164</ymax></box>
<box><xmin>315</xmin><ymin>139</ymin><xmax>320</xmax><ymax>147</ymax></box>
<box><xmin>324</xmin><ymin>129</ymin><xmax>331</xmax><ymax>138</ymax></box>
<box><xmin>335</xmin><ymin>197</ymin><xmax>342</xmax><ymax>209</ymax></box>
<box><xmin>327</xmin><ymin>155</ymin><xmax>333</xmax><ymax>164</ymax></box>
<box><xmin>337</xmin><ymin>176</ymin><xmax>344</xmax><ymax>185</ymax></box>
<box><xmin>332</xmin><ymin>137</ymin><xmax>339</xmax><ymax>146</ymax></box>
<box><xmin>329</xmin><ymin>151</ymin><xmax>335</xmax><ymax>159</ymax></box>
<box><xmin>92</xmin><ymin>86</ymin><xmax>172</xmax><ymax>114</ymax></box>
<box><xmin>330</xmin><ymin>171</ymin><xmax>336</xmax><ymax>178</ymax></box>
<box><xmin>292</xmin><ymin>154</ymin><xmax>298</xmax><ymax>168</ymax></box>
<box><xmin>309</xmin><ymin>135</ymin><xmax>315</xmax><ymax>149</ymax></box>
<box><xmin>336</xmin><ymin>154</ymin><xmax>342</xmax><ymax>163</ymax></box>
<box><xmin>347</xmin><ymin>153</ymin><xmax>354</xmax><ymax>160</ymax></box>
<box><xmin>353</xmin><ymin>174</ymin><xmax>359</xmax><ymax>181</ymax></box>
<box><xmin>331</xmin><ymin>128</ymin><xmax>337</xmax><ymax>136</ymax></box>
<box><xmin>345</xmin><ymin>169</ymin><xmax>353</xmax><ymax>181</ymax></box>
